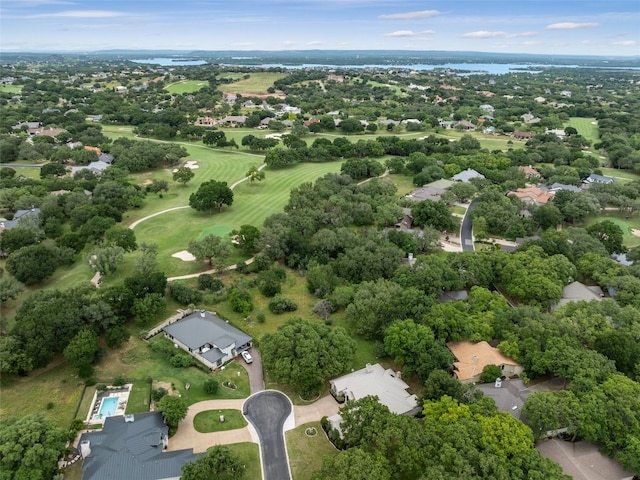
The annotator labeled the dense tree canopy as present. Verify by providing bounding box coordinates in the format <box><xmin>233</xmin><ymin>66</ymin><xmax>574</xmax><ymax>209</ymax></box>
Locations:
<box><xmin>189</xmin><ymin>180</ymin><xmax>234</xmax><ymax>213</ymax></box>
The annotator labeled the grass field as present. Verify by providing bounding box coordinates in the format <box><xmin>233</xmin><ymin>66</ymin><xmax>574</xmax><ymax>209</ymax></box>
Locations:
<box><xmin>217</xmin><ymin>72</ymin><xmax>287</xmax><ymax>94</ymax></box>
<box><xmin>286</xmin><ymin>421</ymin><xmax>337</xmax><ymax>480</ymax></box>
<box><xmin>599</xmin><ymin>167</ymin><xmax>640</xmax><ymax>183</ymax></box>
<box><xmin>566</xmin><ymin>117</ymin><xmax>599</xmax><ymax>143</ymax></box>
<box><xmin>584</xmin><ymin>212</ymin><xmax>640</xmax><ymax>248</ymax></box>
<box><xmin>193</xmin><ymin>409</ymin><xmax>247</xmax><ymax>433</ymax></box>
<box><xmin>0</xmin><ymin>84</ymin><xmax>22</xmax><ymax>94</ymax></box>
<box><xmin>164</xmin><ymin>79</ymin><xmax>208</xmax><ymax>94</ymax></box>
<box><xmin>224</xmin><ymin>443</ymin><xmax>261</xmax><ymax>480</ymax></box>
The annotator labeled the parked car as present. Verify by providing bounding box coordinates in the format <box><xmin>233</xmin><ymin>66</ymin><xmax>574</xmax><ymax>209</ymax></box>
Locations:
<box><xmin>241</xmin><ymin>350</ymin><xmax>253</xmax><ymax>364</ymax></box>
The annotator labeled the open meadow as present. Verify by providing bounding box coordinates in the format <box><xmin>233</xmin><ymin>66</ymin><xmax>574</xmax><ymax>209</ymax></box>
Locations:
<box><xmin>217</xmin><ymin>72</ymin><xmax>288</xmax><ymax>94</ymax></box>
<box><xmin>164</xmin><ymin>79</ymin><xmax>208</xmax><ymax>94</ymax></box>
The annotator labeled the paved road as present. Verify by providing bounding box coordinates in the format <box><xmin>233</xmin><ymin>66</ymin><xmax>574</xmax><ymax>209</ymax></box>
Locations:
<box><xmin>244</xmin><ymin>391</ymin><xmax>293</xmax><ymax>480</ymax></box>
<box><xmin>460</xmin><ymin>200</ymin><xmax>478</xmax><ymax>252</ymax></box>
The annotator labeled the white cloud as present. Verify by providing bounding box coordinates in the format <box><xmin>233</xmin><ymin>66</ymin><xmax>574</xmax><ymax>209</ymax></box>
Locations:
<box><xmin>379</xmin><ymin>10</ymin><xmax>440</xmax><ymax>20</ymax></box>
<box><xmin>545</xmin><ymin>22</ymin><xmax>599</xmax><ymax>30</ymax></box>
<box><xmin>461</xmin><ymin>30</ymin><xmax>538</xmax><ymax>39</ymax></box>
<box><xmin>461</xmin><ymin>31</ymin><xmax>507</xmax><ymax>38</ymax></box>
<box><xmin>384</xmin><ymin>30</ymin><xmax>434</xmax><ymax>37</ymax></box>
<box><xmin>610</xmin><ymin>40</ymin><xmax>637</xmax><ymax>46</ymax></box>
<box><xmin>306</xmin><ymin>40</ymin><xmax>326</xmax><ymax>46</ymax></box>
<box><xmin>29</xmin><ymin>10</ymin><xmax>127</xmax><ymax>18</ymax></box>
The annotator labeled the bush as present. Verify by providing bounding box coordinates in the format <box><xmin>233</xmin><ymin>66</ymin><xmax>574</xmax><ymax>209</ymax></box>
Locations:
<box><xmin>235</xmin><ymin>261</ymin><xmax>250</xmax><ymax>274</ymax></box>
<box><xmin>113</xmin><ymin>374</ymin><xmax>127</xmax><ymax>387</ymax></box>
<box><xmin>229</xmin><ymin>286</ymin><xmax>253</xmax><ymax>315</ymax></box>
<box><xmin>170</xmin><ymin>353</ymin><xmax>194</xmax><ymax>368</ymax></box>
<box><xmin>256</xmin><ymin>313</ymin><xmax>266</xmax><ymax>324</ymax></box>
<box><xmin>151</xmin><ymin>387</ymin><xmax>168</xmax><ymax>402</ymax></box>
<box><xmin>268</xmin><ymin>296</ymin><xmax>298</xmax><ymax>314</ymax></box>
<box><xmin>203</xmin><ymin>379</ymin><xmax>219</xmax><ymax>394</ymax></box>
<box><xmin>479</xmin><ymin>364</ymin><xmax>503</xmax><ymax>383</ymax></box>
<box><xmin>197</xmin><ymin>274</ymin><xmax>224</xmax><ymax>292</ymax></box>
<box><xmin>169</xmin><ymin>282</ymin><xmax>202</xmax><ymax>305</ymax></box>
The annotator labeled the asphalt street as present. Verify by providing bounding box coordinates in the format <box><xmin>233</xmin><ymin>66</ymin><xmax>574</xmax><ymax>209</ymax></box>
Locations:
<box><xmin>244</xmin><ymin>390</ymin><xmax>292</xmax><ymax>480</ymax></box>
<box><xmin>461</xmin><ymin>200</ymin><xmax>478</xmax><ymax>251</ymax></box>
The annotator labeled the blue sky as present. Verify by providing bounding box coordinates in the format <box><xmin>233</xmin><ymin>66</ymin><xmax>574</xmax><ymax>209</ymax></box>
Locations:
<box><xmin>1</xmin><ymin>0</ymin><xmax>638</xmax><ymax>55</ymax></box>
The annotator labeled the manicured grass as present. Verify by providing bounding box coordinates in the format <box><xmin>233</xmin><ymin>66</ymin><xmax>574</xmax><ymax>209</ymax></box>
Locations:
<box><xmin>566</xmin><ymin>117</ymin><xmax>599</xmax><ymax>143</ymax></box>
<box><xmin>132</xmin><ymin>161</ymin><xmax>344</xmax><ymax>276</ymax></box>
<box><xmin>450</xmin><ymin>205</ymin><xmax>467</xmax><ymax>215</ymax></box>
<box><xmin>219</xmin><ymin>443</ymin><xmax>261</xmax><ymax>480</ymax></box>
<box><xmin>125</xmin><ymin>380</ymin><xmax>151</xmax><ymax>414</ymax></box>
<box><xmin>584</xmin><ymin>212</ymin><xmax>640</xmax><ymax>248</ymax></box>
<box><xmin>164</xmin><ymin>79</ymin><xmax>208</xmax><ymax>94</ymax></box>
<box><xmin>0</xmin><ymin>84</ymin><xmax>22</xmax><ymax>94</ymax></box>
<box><xmin>193</xmin><ymin>409</ymin><xmax>247</xmax><ymax>433</ymax></box>
<box><xmin>286</xmin><ymin>421</ymin><xmax>337</xmax><ymax>480</ymax></box>
<box><xmin>388</xmin><ymin>173</ymin><xmax>417</xmax><ymax>196</ymax></box>
<box><xmin>218</xmin><ymin>72</ymin><xmax>287</xmax><ymax>94</ymax></box>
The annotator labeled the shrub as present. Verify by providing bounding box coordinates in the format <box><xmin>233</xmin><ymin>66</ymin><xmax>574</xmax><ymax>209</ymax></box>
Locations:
<box><xmin>268</xmin><ymin>296</ymin><xmax>298</xmax><ymax>314</ymax></box>
<box><xmin>203</xmin><ymin>379</ymin><xmax>219</xmax><ymax>394</ymax></box>
<box><xmin>170</xmin><ymin>353</ymin><xmax>194</xmax><ymax>368</ymax></box>
<box><xmin>151</xmin><ymin>387</ymin><xmax>168</xmax><ymax>402</ymax></box>
<box><xmin>105</xmin><ymin>326</ymin><xmax>129</xmax><ymax>349</ymax></box>
<box><xmin>235</xmin><ymin>261</ymin><xmax>250</xmax><ymax>274</ymax></box>
<box><xmin>197</xmin><ymin>274</ymin><xmax>224</xmax><ymax>292</ymax></box>
<box><xmin>256</xmin><ymin>313</ymin><xmax>266</xmax><ymax>324</ymax></box>
<box><xmin>169</xmin><ymin>282</ymin><xmax>202</xmax><ymax>305</ymax></box>
<box><xmin>479</xmin><ymin>364</ymin><xmax>503</xmax><ymax>383</ymax></box>
<box><xmin>229</xmin><ymin>286</ymin><xmax>253</xmax><ymax>315</ymax></box>
<box><xmin>113</xmin><ymin>374</ymin><xmax>127</xmax><ymax>387</ymax></box>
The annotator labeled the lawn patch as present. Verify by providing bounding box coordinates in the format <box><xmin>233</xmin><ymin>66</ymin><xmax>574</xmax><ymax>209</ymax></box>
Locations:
<box><xmin>286</xmin><ymin>421</ymin><xmax>337</xmax><ymax>480</ymax></box>
<box><xmin>193</xmin><ymin>409</ymin><xmax>247</xmax><ymax>433</ymax></box>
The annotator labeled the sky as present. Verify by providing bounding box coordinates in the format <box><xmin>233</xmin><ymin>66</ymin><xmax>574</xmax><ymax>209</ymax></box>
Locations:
<box><xmin>1</xmin><ymin>0</ymin><xmax>639</xmax><ymax>56</ymax></box>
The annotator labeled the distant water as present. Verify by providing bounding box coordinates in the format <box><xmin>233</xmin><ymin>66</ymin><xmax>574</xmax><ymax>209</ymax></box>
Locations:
<box><xmin>132</xmin><ymin>58</ymin><xmax>207</xmax><ymax>66</ymax></box>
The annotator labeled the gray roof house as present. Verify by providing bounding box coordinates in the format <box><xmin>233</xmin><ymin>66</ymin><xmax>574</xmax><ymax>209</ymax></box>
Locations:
<box><xmin>79</xmin><ymin>412</ymin><xmax>196</xmax><ymax>480</ymax></box>
<box><xmin>0</xmin><ymin>208</ymin><xmax>41</xmax><ymax>230</ymax></box>
<box><xmin>163</xmin><ymin>310</ymin><xmax>252</xmax><ymax>370</ymax></box>
<box><xmin>452</xmin><ymin>168</ymin><xmax>485</xmax><ymax>183</ymax></box>
<box><xmin>584</xmin><ymin>173</ymin><xmax>616</xmax><ymax>185</ymax></box>
<box><xmin>549</xmin><ymin>183</ymin><xmax>581</xmax><ymax>193</ymax></box>
<box><xmin>476</xmin><ymin>377</ymin><xmax>530</xmax><ymax>420</ymax></box>
<box><xmin>555</xmin><ymin>281</ymin><xmax>604</xmax><ymax>308</ymax></box>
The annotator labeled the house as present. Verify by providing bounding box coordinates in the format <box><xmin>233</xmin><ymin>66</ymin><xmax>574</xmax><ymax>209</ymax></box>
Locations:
<box><xmin>483</xmin><ymin>126</ymin><xmax>496</xmax><ymax>134</ymax></box>
<box><xmin>327</xmin><ymin>363</ymin><xmax>420</xmax><ymax>433</ymax></box>
<box><xmin>454</xmin><ymin>120</ymin><xmax>476</xmax><ymax>130</ymax></box>
<box><xmin>452</xmin><ymin>168</ymin><xmax>484</xmax><ymax>183</ymax></box>
<box><xmin>438</xmin><ymin>290</ymin><xmax>469</xmax><ymax>303</ymax></box>
<box><xmin>549</xmin><ymin>182</ymin><xmax>581</xmax><ymax>193</ymax></box>
<box><xmin>518</xmin><ymin>165</ymin><xmax>540</xmax><ymax>178</ymax></box>
<box><xmin>395</xmin><ymin>207</ymin><xmax>413</xmax><ymax>229</ymax></box>
<box><xmin>12</xmin><ymin>121</ymin><xmax>42</xmax><ymax>131</ymax></box>
<box><xmin>584</xmin><ymin>173</ymin><xmax>616</xmax><ymax>185</ymax></box>
<box><xmin>508</xmin><ymin>186</ymin><xmax>554</xmax><ymax>205</ymax></box>
<box><xmin>220</xmin><ymin>115</ymin><xmax>247</xmax><ymax>127</ymax></box>
<box><xmin>476</xmin><ymin>377</ymin><xmax>530</xmax><ymax>420</ymax></box>
<box><xmin>513</xmin><ymin>130</ymin><xmax>534</xmax><ymax>140</ymax></box>
<box><xmin>545</xmin><ymin>128</ymin><xmax>566</xmax><ymax>139</ymax></box>
<box><xmin>534</xmin><ymin>96</ymin><xmax>546</xmax><ymax>103</ymax></box>
<box><xmin>405</xmin><ymin>179</ymin><xmax>455</xmax><ymax>202</ymax></box>
<box><xmin>479</xmin><ymin>104</ymin><xmax>495</xmax><ymax>113</ymax></box>
<box><xmin>78</xmin><ymin>412</ymin><xmax>196</xmax><ymax>480</ymax></box>
<box><xmin>163</xmin><ymin>310</ymin><xmax>252</xmax><ymax>370</ymax></box>
<box><xmin>31</xmin><ymin>127</ymin><xmax>68</xmax><ymax>139</ymax></box>
<box><xmin>0</xmin><ymin>208</ymin><xmax>41</xmax><ymax>230</ymax></box>
<box><xmin>521</xmin><ymin>113</ymin><xmax>540</xmax><ymax>124</ymax></box>
<box><xmin>70</xmin><ymin>161</ymin><xmax>112</xmax><ymax>176</ymax></box>
<box><xmin>193</xmin><ymin>116</ymin><xmax>217</xmax><ymax>127</ymax></box>
<box><xmin>556</xmin><ymin>281</ymin><xmax>604</xmax><ymax>308</ymax></box>
<box><xmin>447</xmin><ymin>341</ymin><xmax>523</xmax><ymax>384</ymax></box>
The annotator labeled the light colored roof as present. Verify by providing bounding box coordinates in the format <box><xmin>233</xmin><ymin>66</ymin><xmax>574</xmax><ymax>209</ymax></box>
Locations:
<box><xmin>508</xmin><ymin>186</ymin><xmax>554</xmax><ymax>205</ymax></box>
<box><xmin>330</xmin><ymin>363</ymin><xmax>418</xmax><ymax>415</ymax></box>
<box><xmin>452</xmin><ymin>168</ymin><xmax>484</xmax><ymax>183</ymax></box>
<box><xmin>557</xmin><ymin>281</ymin><xmax>604</xmax><ymax>307</ymax></box>
<box><xmin>447</xmin><ymin>341</ymin><xmax>520</xmax><ymax>382</ymax></box>
<box><xmin>163</xmin><ymin>311</ymin><xmax>252</xmax><ymax>352</ymax></box>
<box><xmin>518</xmin><ymin>166</ymin><xmax>540</xmax><ymax>177</ymax></box>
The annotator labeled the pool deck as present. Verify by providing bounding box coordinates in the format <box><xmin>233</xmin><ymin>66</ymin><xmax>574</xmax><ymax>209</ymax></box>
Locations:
<box><xmin>86</xmin><ymin>384</ymin><xmax>132</xmax><ymax>425</ymax></box>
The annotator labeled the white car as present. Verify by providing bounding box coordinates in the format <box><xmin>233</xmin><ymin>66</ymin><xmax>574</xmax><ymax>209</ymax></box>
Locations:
<box><xmin>241</xmin><ymin>350</ymin><xmax>253</xmax><ymax>364</ymax></box>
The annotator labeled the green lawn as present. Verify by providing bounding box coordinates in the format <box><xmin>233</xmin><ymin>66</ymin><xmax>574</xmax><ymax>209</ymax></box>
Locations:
<box><xmin>0</xmin><ymin>84</ymin><xmax>22</xmax><ymax>94</ymax></box>
<box><xmin>286</xmin><ymin>422</ymin><xmax>337</xmax><ymax>480</ymax></box>
<box><xmin>218</xmin><ymin>72</ymin><xmax>287</xmax><ymax>94</ymax></box>
<box><xmin>125</xmin><ymin>380</ymin><xmax>151</xmax><ymax>414</ymax></box>
<box><xmin>193</xmin><ymin>409</ymin><xmax>247</xmax><ymax>433</ymax></box>
<box><xmin>222</xmin><ymin>443</ymin><xmax>261</xmax><ymax>480</ymax></box>
<box><xmin>584</xmin><ymin>212</ymin><xmax>640</xmax><ymax>248</ymax></box>
<box><xmin>164</xmin><ymin>79</ymin><xmax>208</xmax><ymax>94</ymax></box>
<box><xmin>599</xmin><ymin>167</ymin><xmax>640</xmax><ymax>183</ymax></box>
<box><xmin>566</xmin><ymin>117</ymin><xmax>599</xmax><ymax>143</ymax></box>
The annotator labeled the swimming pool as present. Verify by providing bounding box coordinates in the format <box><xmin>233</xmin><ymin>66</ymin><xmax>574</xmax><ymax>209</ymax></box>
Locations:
<box><xmin>98</xmin><ymin>396</ymin><xmax>118</xmax><ymax>418</ymax></box>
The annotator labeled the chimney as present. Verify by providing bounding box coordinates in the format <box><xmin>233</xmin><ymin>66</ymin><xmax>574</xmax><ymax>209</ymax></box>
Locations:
<box><xmin>80</xmin><ymin>440</ymin><xmax>91</xmax><ymax>458</ymax></box>
<box><xmin>365</xmin><ymin>363</ymin><xmax>373</xmax><ymax>373</ymax></box>
<box><xmin>124</xmin><ymin>414</ymin><xmax>135</xmax><ymax>423</ymax></box>
<box><xmin>200</xmin><ymin>309</ymin><xmax>205</xmax><ymax>318</ymax></box>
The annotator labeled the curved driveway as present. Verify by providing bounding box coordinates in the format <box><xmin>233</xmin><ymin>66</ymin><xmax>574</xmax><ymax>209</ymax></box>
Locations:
<box><xmin>460</xmin><ymin>200</ymin><xmax>478</xmax><ymax>251</ymax></box>
<box><xmin>244</xmin><ymin>390</ymin><xmax>293</xmax><ymax>480</ymax></box>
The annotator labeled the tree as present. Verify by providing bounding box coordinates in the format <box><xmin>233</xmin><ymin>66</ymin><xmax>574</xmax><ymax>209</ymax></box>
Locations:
<box><xmin>411</xmin><ymin>200</ymin><xmax>459</xmax><ymax>232</ymax></box>
<box><xmin>0</xmin><ymin>227</ymin><xmax>37</xmax><ymax>255</ymax></box>
<box><xmin>132</xmin><ymin>293</ymin><xmax>167</xmax><ymax>325</ymax></box>
<box><xmin>157</xmin><ymin>395</ymin><xmax>188</xmax><ymax>428</ymax></box>
<box><xmin>0</xmin><ymin>413</ymin><xmax>68</xmax><ymax>480</ymax></box>
<box><xmin>246</xmin><ymin>165</ymin><xmax>265</xmax><ymax>184</ymax></box>
<box><xmin>522</xmin><ymin>390</ymin><xmax>583</xmax><ymax>439</ymax></box>
<box><xmin>173</xmin><ymin>166</ymin><xmax>195</xmax><ymax>185</ymax></box>
<box><xmin>5</xmin><ymin>244</ymin><xmax>57</xmax><ymax>285</ymax></box>
<box><xmin>0</xmin><ymin>276</ymin><xmax>24</xmax><ymax>306</ymax></box>
<box><xmin>63</xmin><ymin>327</ymin><xmax>99</xmax><ymax>378</ymax></box>
<box><xmin>261</xmin><ymin>317</ymin><xmax>356</xmax><ymax>396</ymax></box>
<box><xmin>189</xmin><ymin>180</ymin><xmax>233</xmax><ymax>213</ymax></box>
<box><xmin>231</xmin><ymin>224</ymin><xmax>260</xmax><ymax>254</ymax></box>
<box><xmin>188</xmin><ymin>234</ymin><xmax>232</xmax><ymax>268</ymax></box>
<box><xmin>181</xmin><ymin>446</ymin><xmax>245</xmax><ymax>480</ymax></box>
<box><xmin>313</xmin><ymin>448</ymin><xmax>390</xmax><ymax>480</ymax></box>
<box><xmin>87</xmin><ymin>245</ymin><xmax>125</xmax><ymax>276</ymax></box>
<box><xmin>587</xmin><ymin>220</ymin><xmax>625</xmax><ymax>254</ymax></box>
<box><xmin>104</xmin><ymin>225</ymin><xmax>137</xmax><ymax>252</ymax></box>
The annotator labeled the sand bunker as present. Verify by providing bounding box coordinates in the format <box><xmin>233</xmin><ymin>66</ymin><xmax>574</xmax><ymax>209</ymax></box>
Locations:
<box><xmin>632</xmin><ymin>229</ymin><xmax>640</xmax><ymax>238</ymax></box>
<box><xmin>172</xmin><ymin>250</ymin><xmax>196</xmax><ymax>261</ymax></box>
<box><xmin>172</xmin><ymin>160</ymin><xmax>199</xmax><ymax>173</ymax></box>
